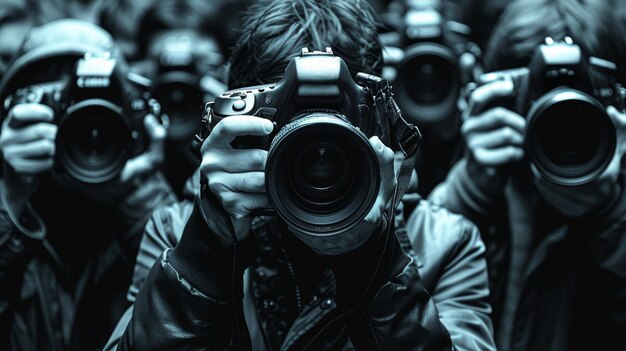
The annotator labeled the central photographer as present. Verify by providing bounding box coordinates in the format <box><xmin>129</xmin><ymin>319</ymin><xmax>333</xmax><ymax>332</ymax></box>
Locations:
<box><xmin>106</xmin><ymin>0</ymin><xmax>496</xmax><ymax>349</ymax></box>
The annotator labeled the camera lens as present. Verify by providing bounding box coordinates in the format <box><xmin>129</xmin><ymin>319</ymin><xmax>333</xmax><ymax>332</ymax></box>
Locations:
<box><xmin>265</xmin><ymin>111</ymin><xmax>379</xmax><ymax>237</ymax></box>
<box><xmin>57</xmin><ymin>99</ymin><xmax>131</xmax><ymax>184</ymax></box>
<box><xmin>526</xmin><ymin>89</ymin><xmax>616</xmax><ymax>186</ymax></box>
<box><xmin>152</xmin><ymin>71</ymin><xmax>202</xmax><ymax>141</ymax></box>
<box><xmin>291</xmin><ymin>143</ymin><xmax>352</xmax><ymax>210</ymax></box>
<box><xmin>394</xmin><ymin>43</ymin><xmax>459</xmax><ymax>124</ymax></box>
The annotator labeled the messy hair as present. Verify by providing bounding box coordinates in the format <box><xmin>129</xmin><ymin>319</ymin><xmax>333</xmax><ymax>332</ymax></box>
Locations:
<box><xmin>485</xmin><ymin>0</ymin><xmax>626</xmax><ymax>82</ymax></box>
<box><xmin>228</xmin><ymin>0</ymin><xmax>383</xmax><ymax>88</ymax></box>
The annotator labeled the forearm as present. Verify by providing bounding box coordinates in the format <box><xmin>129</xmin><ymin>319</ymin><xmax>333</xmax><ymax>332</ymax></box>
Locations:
<box><xmin>117</xmin><ymin>249</ymin><xmax>233</xmax><ymax>351</ymax></box>
<box><xmin>115</xmin><ymin>199</ymin><xmax>248</xmax><ymax>350</ymax></box>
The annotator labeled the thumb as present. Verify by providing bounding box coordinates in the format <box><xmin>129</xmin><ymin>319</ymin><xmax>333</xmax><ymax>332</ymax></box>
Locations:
<box><xmin>369</xmin><ymin>136</ymin><xmax>396</xmax><ymax>210</ymax></box>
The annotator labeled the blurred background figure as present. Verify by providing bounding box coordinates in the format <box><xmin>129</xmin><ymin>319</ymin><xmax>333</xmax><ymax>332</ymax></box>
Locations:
<box><xmin>377</xmin><ymin>0</ymin><xmax>483</xmax><ymax>198</ymax></box>
<box><xmin>0</xmin><ymin>19</ymin><xmax>175</xmax><ymax>350</ymax></box>
<box><xmin>430</xmin><ymin>0</ymin><xmax>626</xmax><ymax>349</ymax></box>
<box><xmin>131</xmin><ymin>0</ymin><xmax>228</xmax><ymax>198</ymax></box>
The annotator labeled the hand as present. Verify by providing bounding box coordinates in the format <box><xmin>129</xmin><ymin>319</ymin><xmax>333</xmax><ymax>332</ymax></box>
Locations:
<box><xmin>461</xmin><ymin>78</ymin><xmax>526</xmax><ymax>168</ymax></box>
<box><xmin>200</xmin><ymin>115</ymin><xmax>274</xmax><ymax>247</ymax></box>
<box><xmin>304</xmin><ymin>135</ymin><xmax>397</xmax><ymax>256</ymax></box>
<box><xmin>0</xmin><ymin>103</ymin><xmax>56</xmax><ymax>217</ymax></box>
<box><xmin>460</xmin><ymin>77</ymin><xmax>526</xmax><ymax>193</ymax></box>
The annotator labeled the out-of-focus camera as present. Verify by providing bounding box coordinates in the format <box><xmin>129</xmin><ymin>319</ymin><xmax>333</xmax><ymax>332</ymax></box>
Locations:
<box><xmin>193</xmin><ymin>48</ymin><xmax>420</xmax><ymax>240</ymax></box>
<box><xmin>151</xmin><ymin>35</ymin><xmax>224</xmax><ymax>142</ymax></box>
<box><xmin>392</xmin><ymin>0</ymin><xmax>479</xmax><ymax>126</ymax></box>
<box><xmin>477</xmin><ymin>37</ymin><xmax>625</xmax><ymax>186</ymax></box>
<box><xmin>2</xmin><ymin>47</ymin><xmax>160</xmax><ymax>184</ymax></box>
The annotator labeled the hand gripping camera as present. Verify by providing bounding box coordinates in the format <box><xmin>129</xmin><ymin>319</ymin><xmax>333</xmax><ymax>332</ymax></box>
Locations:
<box><xmin>393</xmin><ymin>0</ymin><xmax>480</xmax><ymax>126</ymax></box>
<box><xmin>193</xmin><ymin>48</ymin><xmax>421</xmax><ymax>239</ymax></box>
<box><xmin>1</xmin><ymin>45</ymin><xmax>160</xmax><ymax>184</ymax></box>
<box><xmin>480</xmin><ymin>37</ymin><xmax>625</xmax><ymax>186</ymax></box>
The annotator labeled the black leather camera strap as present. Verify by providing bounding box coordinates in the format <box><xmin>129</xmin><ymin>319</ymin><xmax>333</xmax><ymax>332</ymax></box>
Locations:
<box><xmin>368</xmin><ymin>75</ymin><xmax>422</xmax><ymax>212</ymax></box>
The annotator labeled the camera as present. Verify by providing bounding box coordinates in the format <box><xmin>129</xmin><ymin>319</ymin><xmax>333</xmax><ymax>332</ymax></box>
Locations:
<box><xmin>194</xmin><ymin>48</ymin><xmax>418</xmax><ymax>239</ymax></box>
<box><xmin>392</xmin><ymin>0</ymin><xmax>478</xmax><ymax>126</ymax></box>
<box><xmin>151</xmin><ymin>35</ymin><xmax>224</xmax><ymax>142</ymax></box>
<box><xmin>2</xmin><ymin>46</ymin><xmax>159</xmax><ymax>184</ymax></box>
<box><xmin>479</xmin><ymin>37</ymin><xmax>625</xmax><ymax>186</ymax></box>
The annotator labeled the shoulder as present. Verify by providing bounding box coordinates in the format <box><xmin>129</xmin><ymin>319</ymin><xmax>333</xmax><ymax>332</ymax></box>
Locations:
<box><xmin>145</xmin><ymin>200</ymin><xmax>195</xmax><ymax>249</ymax></box>
<box><xmin>406</xmin><ymin>200</ymin><xmax>481</xmax><ymax>255</ymax></box>
<box><xmin>404</xmin><ymin>200</ymin><xmax>485</xmax><ymax>289</ymax></box>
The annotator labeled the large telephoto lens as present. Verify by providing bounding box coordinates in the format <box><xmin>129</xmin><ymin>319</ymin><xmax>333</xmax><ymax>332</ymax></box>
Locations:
<box><xmin>394</xmin><ymin>43</ymin><xmax>459</xmax><ymax>125</ymax></box>
<box><xmin>57</xmin><ymin>99</ymin><xmax>131</xmax><ymax>184</ymax></box>
<box><xmin>152</xmin><ymin>71</ymin><xmax>202</xmax><ymax>141</ymax></box>
<box><xmin>525</xmin><ymin>89</ymin><xmax>616</xmax><ymax>186</ymax></box>
<box><xmin>265</xmin><ymin>111</ymin><xmax>380</xmax><ymax>238</ymax></box>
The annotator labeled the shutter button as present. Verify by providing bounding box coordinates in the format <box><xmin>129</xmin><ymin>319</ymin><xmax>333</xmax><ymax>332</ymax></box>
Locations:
<box><xmin>232</xmin><ymin>99</ymin><xmax>246</xmax><ymax>111</ymax></box>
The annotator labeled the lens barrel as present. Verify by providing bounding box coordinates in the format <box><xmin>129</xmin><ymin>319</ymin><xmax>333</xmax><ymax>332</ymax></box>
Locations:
<box><xmin>265</xmin><ymin>111</ymin><xmax>380</xmax><ymax>238</ymax></box>
<box><xmin>394</xmin><ymin>42</ymin><xmax>460</xmax><ymax>125</ymax></box>
<box><xmin>56</xmin><ymin>99</ymin><xmax>132</xmax><ymax>184</ymax></box>
<box><xmin>152</xmin><ymin>71</ymin><xmax>202</xmax><ymax>141</ymax></box>
<box><xmin>525</xmin><ymin>89</ymin><xmax>616</xmax><ymax>186</ymax></box>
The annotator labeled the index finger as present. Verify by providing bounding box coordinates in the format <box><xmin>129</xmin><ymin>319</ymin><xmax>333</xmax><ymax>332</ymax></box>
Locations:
<box><xmin>207</xmin><ymin>115</ymin><xmax>274</xmax><ymax>149</ymax></box>
<box><xmin>6</xmin><ymin>103</ymin><xmax>55</xmax><ymax>129</ymax></box>
<box><xmin>465</xmin><ymin>77</ymin><xmax>515</xmax><ymax>118</ymax></box>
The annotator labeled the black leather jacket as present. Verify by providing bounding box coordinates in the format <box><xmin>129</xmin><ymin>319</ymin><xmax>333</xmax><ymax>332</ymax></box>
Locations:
<box><xmin>0</xmin><ymin>173</ymin><xmax>176</xmax><ymax>351</ymax></box>
<box><xmin>104</xmin><ymin>195</ymin><xmax>495</xmax><ymax>350</ymax></box>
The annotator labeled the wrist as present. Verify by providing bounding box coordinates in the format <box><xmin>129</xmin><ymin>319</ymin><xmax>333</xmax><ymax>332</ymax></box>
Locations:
<box><xmin>168</xmin><ymin>198</ymin><xmax>258</xmax><ymax>301</ymax></box>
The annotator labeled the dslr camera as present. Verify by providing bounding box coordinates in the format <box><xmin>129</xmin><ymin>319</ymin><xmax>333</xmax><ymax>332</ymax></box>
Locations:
<box><xmin>151</xmin><ymin>35</ymin><xmax>224</xmax><ymax>142</ymax></box>
<box><xmin>2</xmin><ymin>48</ymin><xmax>160</xmax><ymax>184</ymax></box>
<box><xmin>479</xmin><ymin>37</ymin><xmax>625</xmax><ymax>186</ymax></box>
<box><xmin>393</xmin><ymin>0</ymin><xmax>479</xmax><ymax>126</ymax></box>
<box><xmin>193</xmin><ymin>48</ymin><xmax>420</xmax><ymax>240</ymax></box>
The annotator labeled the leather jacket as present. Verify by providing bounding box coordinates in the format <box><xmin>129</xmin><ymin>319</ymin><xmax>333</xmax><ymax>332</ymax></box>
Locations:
<box><xmin>0</xmin><ymin>173</ymin><xmax>176</xmax><ymax>351</ymax></box>
<box><xmin>104</xmin><ymin>196</ymin><xmax>495</xmax><ymax>350</ymax></box>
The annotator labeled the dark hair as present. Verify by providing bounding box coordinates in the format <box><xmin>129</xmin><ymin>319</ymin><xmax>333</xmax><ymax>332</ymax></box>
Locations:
<box><xmin>485</xmin><ymin>0</ymin><xmax>626</xmax><ymax>82</ymax></box>
<box><xmin>135</xmin><ymin>0</ymin><xmax>218</xmax><ymax>58</ymax></box>
<box><xmin>228</xmin><ymin>0</ymin><xmax>383</xmax><ymax>89</ymax></box>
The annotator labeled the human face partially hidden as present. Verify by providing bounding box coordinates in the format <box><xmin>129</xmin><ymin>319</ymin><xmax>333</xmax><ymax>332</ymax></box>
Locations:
<box><xmin>533</xmin><ymin>106</ymin><xmax>626</xmax><ymax>218</ymax></box>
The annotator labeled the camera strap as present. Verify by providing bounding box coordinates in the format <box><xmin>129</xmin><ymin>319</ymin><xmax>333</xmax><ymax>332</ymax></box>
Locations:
<box><xmin>369</xmin><ymin>76</ymin><xmax>422</xmax><ymax>211</ymax></box>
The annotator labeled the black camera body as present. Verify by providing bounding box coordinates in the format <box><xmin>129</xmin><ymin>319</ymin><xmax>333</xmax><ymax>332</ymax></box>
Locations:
<box><xmin>151</xmin><ymin>36</ymin><xmax>224</xmax><ymax>142</ymax></box>
<box><xmin>4</xmin><ymin>51</ymin><xmax>159</xmax><ymax>184</ymax></box>
<box><xmin>479</xmin><ymin>38</ymin><xmax>625</xmax><ymax>186</ymax></box>
<box><xmin>195</xmin><ymin>48</ymin><xmax>396</xmax><ymax>238</ymax></box>
<box><xmin>393</xmin><ymin>0</ymin><xmax>478</xmax><ymax>126</ymax></box>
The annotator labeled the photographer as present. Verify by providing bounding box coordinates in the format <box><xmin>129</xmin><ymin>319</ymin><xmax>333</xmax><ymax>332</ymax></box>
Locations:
<box><xmin>106</xmin><ymin>0</ymin><xmax>495</xmax><ymax>350</ymax></box>
<box><xmin>132</xmin><ymin>0</ymin><xmax>227</xmax><ymax>199</ymax></box>
<box><xmin>430</xmin><ymin>0</ymin><xmax>626</xmax><ymax>349</ymax></box>
<box><xmin>0</xmin><ymin>19</ymin><xmax>176</xmax><ymax>350</ymax></box>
